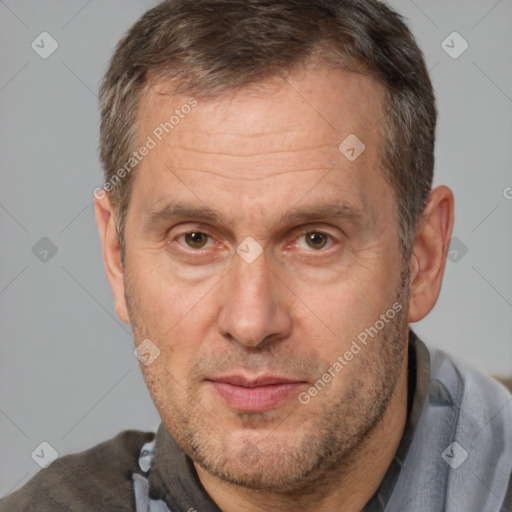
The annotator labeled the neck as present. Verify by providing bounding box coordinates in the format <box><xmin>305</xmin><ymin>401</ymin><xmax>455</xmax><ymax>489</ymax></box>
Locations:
<box><xmin>195</xmin><ymin>357</ymin><xmax>409</xmax><ymax>512</ymax></box>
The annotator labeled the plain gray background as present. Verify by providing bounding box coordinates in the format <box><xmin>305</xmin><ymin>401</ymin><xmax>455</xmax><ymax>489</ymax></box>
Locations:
<box><xmin>1</xmin><ymin>0</ymin><xmax>511</xmax><ymax>499</ymax></box>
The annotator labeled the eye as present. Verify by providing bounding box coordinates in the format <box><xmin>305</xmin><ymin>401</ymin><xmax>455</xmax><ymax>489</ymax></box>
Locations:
<box><xmin>179</xmin><ymin>231</ymin><xmax>212</xmax><ymax>249</ymax></box>
<box><xmin>297</xmin><ymin>231</ymin><xmax>332</xmax><ymax>251</ymax></box>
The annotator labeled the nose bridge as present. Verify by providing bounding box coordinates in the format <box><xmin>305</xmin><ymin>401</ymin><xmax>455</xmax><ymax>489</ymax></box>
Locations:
<box><xmin>234</xmin><ymin>252</ymin><xmax>273</xmax><ymax>305</ymax></box>
<box><xmin>217</xmin><ymin>251</ymin><xmax>290</xmax><ymax>347</ymax></box>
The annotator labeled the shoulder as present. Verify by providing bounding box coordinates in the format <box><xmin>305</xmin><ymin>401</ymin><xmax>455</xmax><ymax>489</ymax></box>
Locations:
<box><xmin>429</xmin><ymin>345</ymin><xmax>512</xmax><ymax>464</ymax></box>
<box><xmin>427</xmin><ymin>345</ymin><xmax>512</xmax><ymax>429</ymax></box>
<box><xmin>0</xmin><ymin>429</ymin><xmax>154</xmax><ymax>512</ymax></box>
<box><xmin>429</xmin><ymin>345</ymin><xmax>512</xmax><ymax>403</ymax></box>
<box><xmin>427</xmin><ymin>347</ymin><xmax>512</xmax><ymax>507</ymax></box>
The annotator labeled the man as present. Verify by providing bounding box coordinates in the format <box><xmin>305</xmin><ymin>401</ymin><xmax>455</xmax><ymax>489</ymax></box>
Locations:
<box><xmin>2</xmin><ymin>0</ymin><xmax>511</xmax><ymax>510</ymax></box>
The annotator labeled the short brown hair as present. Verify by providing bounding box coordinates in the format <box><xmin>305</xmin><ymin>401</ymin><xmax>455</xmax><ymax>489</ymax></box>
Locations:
<box><xmin>99</xmin><ymin>0</ymin><xmax>436</xmax><ymax>259</ymax></box>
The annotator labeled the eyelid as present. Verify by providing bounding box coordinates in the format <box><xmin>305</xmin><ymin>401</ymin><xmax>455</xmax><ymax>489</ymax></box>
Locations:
<box><xmin>169</xmin><ymin>222</ymin><xmax>215</xmax><ymax>238</ymax></box>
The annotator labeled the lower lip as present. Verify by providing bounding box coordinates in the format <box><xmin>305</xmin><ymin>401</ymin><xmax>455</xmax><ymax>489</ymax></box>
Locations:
<box><xmin>209</xmin><ymin>381</ymin><xmax>305</xmax><ymax>413</ymax></box>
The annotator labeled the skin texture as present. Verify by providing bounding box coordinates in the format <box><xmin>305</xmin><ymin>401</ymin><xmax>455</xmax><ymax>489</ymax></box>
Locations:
<box><xmin>96</xmin><ymin>63</ymin><xmax>454</xmax><ymax>512</ymax></box>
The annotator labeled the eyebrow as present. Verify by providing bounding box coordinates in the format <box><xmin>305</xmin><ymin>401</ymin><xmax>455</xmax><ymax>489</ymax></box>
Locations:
<box><xmin>143</xmin><ymin>200</ymin><xmax>364</xmax><ymax>232</ymax></box>
<box><xmin>276</xmin><ymin>202</ymin><xmax>364</xmax><ymax>227</ymax></box>
<box><xmin>144</xmin><ymin>202</ymin><xmax>222</xmax><ymax>231</ymax></box>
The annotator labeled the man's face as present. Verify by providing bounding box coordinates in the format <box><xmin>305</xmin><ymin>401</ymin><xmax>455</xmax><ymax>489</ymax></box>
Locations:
<box><xmin>121</xmin><ymin>64</ymin><xmax>409</xmax><ymax>490</ymax></box>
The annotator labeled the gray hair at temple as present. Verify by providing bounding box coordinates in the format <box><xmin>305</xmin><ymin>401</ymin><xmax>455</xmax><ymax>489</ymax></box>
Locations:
<box><xmin>98</xmin><ymin>0</ymin><xmax>436</xmax><ymax>263</ymax></box>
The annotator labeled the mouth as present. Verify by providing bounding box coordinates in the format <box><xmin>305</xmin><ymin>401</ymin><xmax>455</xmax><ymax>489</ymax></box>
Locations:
<box><xmin>205</xmin><ymin>374</ymin><xmax>308</xmax><ymax>413</ymax></box>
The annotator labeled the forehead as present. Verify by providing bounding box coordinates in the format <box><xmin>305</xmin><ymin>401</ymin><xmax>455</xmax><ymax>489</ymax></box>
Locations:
<box><xmin>131</xmin><ymin>63</ymin><xmax>388</xmax><ymax>216</ymax></box>
<box><xmin>138</xmin><ymin>63</ymin><xmax>384</xmax><ymax>146</ymax></box>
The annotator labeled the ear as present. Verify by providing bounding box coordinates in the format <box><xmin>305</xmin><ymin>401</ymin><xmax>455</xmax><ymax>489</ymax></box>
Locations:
<box><xmin>94</xmin><ymin>192</ymin><xmax>130</xmax><ymax>324</ymax></box>
<box><xmin>408</xmin><ymin>185</ymin><xmax>454</xmax><ymax>323</ymax></box>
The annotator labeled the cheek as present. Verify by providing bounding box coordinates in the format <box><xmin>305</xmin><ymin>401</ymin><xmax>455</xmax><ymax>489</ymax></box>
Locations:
<box><xmin>128</xmin><ymin>259</ymin><xmax>216</xmax><ymax>337</ymax></box>
<box><xmin>296</xmin><ymin>273</ymin><xmax>402</xmax><ymax>373</ymax></box>
<box><xmin>128</xmin><ymin>273</ymin><xmax>220</xmax><ymax>379</ymax></box>
<box><xmin>305</xmin><ymin>278</ymin><xmax>392</xmax><ymax>335</ymax></box>
<box><xmin>140</xmin><ymin>360</ymin><xmax>186</xmax><ymax>428</ymax></box>
<box><xmin>138</xmin><ymin>328</ymin><xmax>198</xmax><ymax>406</ymax></box>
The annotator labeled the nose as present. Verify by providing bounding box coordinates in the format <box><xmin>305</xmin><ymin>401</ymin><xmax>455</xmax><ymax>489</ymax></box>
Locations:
<box><xmin>217</xmin><ymin>250</ymin><xmax>292</xmax><ymax>348</ymax></box>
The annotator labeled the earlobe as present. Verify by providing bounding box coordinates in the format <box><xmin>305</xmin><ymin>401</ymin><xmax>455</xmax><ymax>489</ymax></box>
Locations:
<box><xmin>94</xmin><ymin>194</ymin><xmax>131</xmax><ymax>324</ymax></box>
<box><xmin>408</xmin><ymin>185</ymin><xmax>454</xmax><ymax>323</ymax></box>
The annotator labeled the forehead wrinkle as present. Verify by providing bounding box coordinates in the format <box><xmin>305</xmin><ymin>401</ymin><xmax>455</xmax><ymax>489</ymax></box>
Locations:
<box><xmin>172</xmin><ymin>167</ymin><xmax>336</xmax><ymax>182</ymax></box>
<box><xmin>164</xmin><ymin>143</ymin><xmax>341</xmax><ymax>182</ymax></box>
<box><xmin>170</xmin><ymin>128</ymin><xmax>319</xmax><ymax>137</ymax></box>
<box><xmin>169</xmin><ymin>142</ymin><xmax>339</xmax><ymax>158</ymax></box>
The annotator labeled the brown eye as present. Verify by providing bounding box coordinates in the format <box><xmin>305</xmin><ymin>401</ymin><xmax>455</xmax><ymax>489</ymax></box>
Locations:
<box><xmin>184</xmin><ymin>232</ymin><xmax>209</xmax><ymax>249</ymax></box>
<box><xmin>304</xmin><ymin>232</ymin><xmax>329</xmax><ymax>250</ymax></box>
